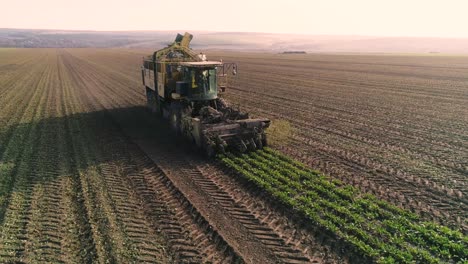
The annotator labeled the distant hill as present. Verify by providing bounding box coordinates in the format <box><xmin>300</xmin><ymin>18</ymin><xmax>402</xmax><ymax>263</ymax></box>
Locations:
<box><xmin>0</xmin><ymin>29</ymin><xmax>173</xmax><ymax>48</ymax></box>
<box><xmin>2</xmin><ymin>28</ymin><xmax>468</xmax><ymax>54</ymax></box>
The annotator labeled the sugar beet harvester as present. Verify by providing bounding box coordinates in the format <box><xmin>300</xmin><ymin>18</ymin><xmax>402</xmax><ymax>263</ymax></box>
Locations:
<box><xmin>142</xmin><ymin>32</ymin><xmax>270</xmax><ymax>157</ymax></box>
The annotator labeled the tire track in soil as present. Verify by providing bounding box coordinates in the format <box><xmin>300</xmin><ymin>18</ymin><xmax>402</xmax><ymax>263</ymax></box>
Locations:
<box><xmin>151</xmin><ymin>149</ymin><xmax>312</xmax><ymax>264</ymax></box>
<box><xmin>80</xmin><ymin>106</ymin><xmax>235</xmax><ymax>261</ymax></box>
<box><xmin>63</xmin><ymin>50</ymin><xmax>237</xmax><ymax>263</ymax></box>
<box><xmin>129</xmin><ymin>137</ymin><xmax>307</xmax><ymax>263</ymax></box>
<box><xmin>112</xmin><ymin>142</ymin><xmax>239</xmax><ymax>263</ymax></box>
<box><xmin>63</xmin><ymin>50</ymin><xmax>338</xmax><ymax>263</ymax></box>
<box><xmin>194</xmin><ymin>161</ymin><xmax>346</xmax><ymax>264</ymax></box>
<box><xmin>64</xmin><ymin>59</ymin><xmax>242</xmax><ymax>263</ymax></box>
<box><xmin>78</xmin><ymin>107</ymin><xmax>193</xmax><ymax>263</ymax></box>
<box><xmin>185</xmin><ymin>168</ymin><xmax>313</xmax><ymax>263</ymax></box>
<box><xmin>61</xmin><ymin>52</ymin><xmax>168</xmax><ymax>263</ymax></box>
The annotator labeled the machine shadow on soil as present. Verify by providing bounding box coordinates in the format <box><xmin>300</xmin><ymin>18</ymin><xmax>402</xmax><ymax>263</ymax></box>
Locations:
<box><xmin>0</xmin><ymin>105</ymin><xmax>366</xmax><ymax>263</ymax></box>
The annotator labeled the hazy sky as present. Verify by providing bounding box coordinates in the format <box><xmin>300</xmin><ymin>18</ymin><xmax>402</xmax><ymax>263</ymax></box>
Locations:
<box><xmin>2</xmin><ymin>0</ymin><xmax>468</xmax><ymax>38</ymax></box>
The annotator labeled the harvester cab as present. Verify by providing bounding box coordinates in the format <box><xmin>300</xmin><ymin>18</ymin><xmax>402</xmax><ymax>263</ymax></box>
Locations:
<box><xmin>173</xmin><ymin>61</ymin><xmax>222</xmax><ymax>101</ymax></box>
<box><xmin>142</xmin><ymin>32</ymin><xmax>269</xmax><ymax>157</ymax></box>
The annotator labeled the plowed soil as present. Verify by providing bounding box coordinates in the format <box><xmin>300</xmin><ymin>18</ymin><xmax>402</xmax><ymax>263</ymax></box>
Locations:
<box><xmin>207</xmin><ymin>51</ymin><xmax>468</xmax><ymax>231</ymax></box>
<box><xmin>0</xmin><ymin>48</ymin><xmax>466</xmax><ymax>263</ymax></box>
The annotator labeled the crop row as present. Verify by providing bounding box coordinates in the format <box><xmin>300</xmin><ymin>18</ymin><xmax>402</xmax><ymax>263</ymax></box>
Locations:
<box><xmin>226</xmin><ymin>90</ymin><xmax>466</xmax><ymax>230</ymax></box>
<box><xmin>0</xmin><ymin>50</ymin><xmax>158</xmax><ymax>262</ymax></box>
<box><xmin>220</xmin><ymin>148</ymin><xmax>467</xmax><ymax>263</ymax></box>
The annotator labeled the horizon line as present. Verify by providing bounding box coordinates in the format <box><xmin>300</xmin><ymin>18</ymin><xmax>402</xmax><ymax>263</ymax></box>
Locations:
<box><xmin>2</xmin><ymin>27</ymin><xmax>468</xmax><ymax>40</ymax></box>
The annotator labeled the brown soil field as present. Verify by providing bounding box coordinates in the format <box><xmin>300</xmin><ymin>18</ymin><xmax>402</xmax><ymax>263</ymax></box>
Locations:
<box><xmin>0</xmin><ymin>48</ymin><xmax>466</xmax><ymax>263</ymax></box>
<box><xmin>207</xmin><ymin>51</ymin><xmax>468</xmax><ymax>229</ymax></box>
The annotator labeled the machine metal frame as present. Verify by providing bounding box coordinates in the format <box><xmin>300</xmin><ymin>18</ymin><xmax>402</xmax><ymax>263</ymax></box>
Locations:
<box><xmin>142</xmin><ymin>33</ymin><xmax>270</xmax><ymax>156</ymax></box>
